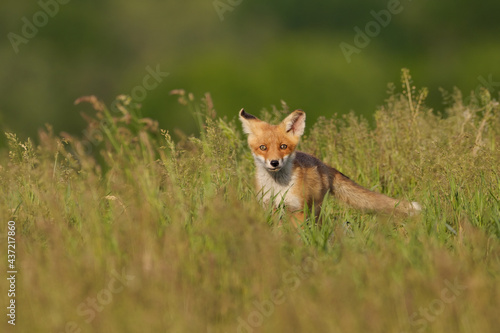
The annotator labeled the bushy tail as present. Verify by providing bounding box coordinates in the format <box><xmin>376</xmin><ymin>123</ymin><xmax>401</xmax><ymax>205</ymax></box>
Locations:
<box><xmin>332</xmin><ymin>172</ymin><xmax>421</xmax><ymax>216</ymax></box>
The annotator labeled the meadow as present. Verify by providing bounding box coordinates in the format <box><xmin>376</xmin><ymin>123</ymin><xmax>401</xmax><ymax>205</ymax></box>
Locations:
<box><xmin>1</xmin><ymin>69</ymin><xmax>499</xmax><ymax>332</ymax></box>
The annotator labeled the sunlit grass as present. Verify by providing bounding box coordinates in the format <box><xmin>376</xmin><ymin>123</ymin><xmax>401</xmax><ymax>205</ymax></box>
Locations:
<box><xmin>1</xmin><ymin>69</ymin><xmax>499</xmax><ymax>333</ymax></box>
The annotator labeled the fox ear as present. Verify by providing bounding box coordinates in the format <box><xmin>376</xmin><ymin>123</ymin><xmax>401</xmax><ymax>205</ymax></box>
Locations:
<box><xmin>239</xmin><ymin>109</ymin><xmax>259</xmax><ymax>135</ymax></box>
<box><xmin>282</xmin><ymin>110</ymin><xmax>306</xmax><ymax>137</ymax></box>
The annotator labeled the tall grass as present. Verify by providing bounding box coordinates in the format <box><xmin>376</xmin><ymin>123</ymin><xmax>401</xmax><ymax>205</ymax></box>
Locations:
<box><xmin>1</xmin><ymin>69</ymin><xmax>499</xmax><ymax>332</ymax></box>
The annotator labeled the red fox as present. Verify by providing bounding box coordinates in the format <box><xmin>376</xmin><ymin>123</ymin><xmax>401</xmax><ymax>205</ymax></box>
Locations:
<box><xmin>239</xmin><ymin>109</ymin><xmax>421</xmax><ymax>226</ymax></box>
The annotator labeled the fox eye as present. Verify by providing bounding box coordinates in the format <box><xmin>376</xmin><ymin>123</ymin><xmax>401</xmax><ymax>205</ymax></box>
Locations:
<box><xmin>280</xmin><ymin>144</ymin><xmax>287</xmax><ymax>150</ymax></box>
<box><xmin>259</xmin><ymin>145</ymin><xmax>267</xmax><ymax>151</ymax></box>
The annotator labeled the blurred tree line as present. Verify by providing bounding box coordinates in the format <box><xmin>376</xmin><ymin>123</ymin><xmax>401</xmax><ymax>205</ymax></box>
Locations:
<box><xmin>1</xmin><ymin>0</ymin><xmax>499</xmax><ymax>143</ymax></box>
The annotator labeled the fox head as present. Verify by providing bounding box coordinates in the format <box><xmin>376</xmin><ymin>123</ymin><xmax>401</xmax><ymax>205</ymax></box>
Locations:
<box><xmin>239</xmin><ymin>109</ymin><xmax>306</xmax><ymax>172</ymax></box>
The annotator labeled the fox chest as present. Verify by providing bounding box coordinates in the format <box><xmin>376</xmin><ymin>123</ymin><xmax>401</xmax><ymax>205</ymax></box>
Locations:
<box><xmin>255</xmin><ymin>170</ymin><xmax>302</xmax><ymax>211</ymax></box>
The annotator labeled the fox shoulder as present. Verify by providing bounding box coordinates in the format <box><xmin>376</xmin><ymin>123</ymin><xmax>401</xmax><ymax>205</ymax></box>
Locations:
<box><xmin>293</xmin><ymin>151</ymin><xmax>347</xmax><ymax>181</ymax></box>
<box><xmin>293</xmin><ymin>151</ymin><xmax>327</xmax><ymax>168</ymax></box>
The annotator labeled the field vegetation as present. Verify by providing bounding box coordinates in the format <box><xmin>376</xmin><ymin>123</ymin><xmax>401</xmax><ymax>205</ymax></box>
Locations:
<box><xmin>1</xmin><ymin>70</ymin><xmax>500</xmax><ymax>332</ymax></box>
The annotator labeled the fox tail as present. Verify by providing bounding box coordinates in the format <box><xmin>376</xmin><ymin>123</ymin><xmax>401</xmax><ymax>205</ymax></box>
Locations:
<box><xmin>332</xmin><ymin>172</ymin><xmax>421</xmax><ymax>216</ymax></box>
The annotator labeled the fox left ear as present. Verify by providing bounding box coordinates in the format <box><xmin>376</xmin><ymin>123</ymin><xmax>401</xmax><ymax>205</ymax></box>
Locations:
<box><xmin>282</xmin><ymin>110</ymin><xmax>306</xmax><ymax>137</ymax></box>
<box><xmin>239</xmin><ymin>109</ymin><xmax>260</xmax><ymax>135</ymax></box>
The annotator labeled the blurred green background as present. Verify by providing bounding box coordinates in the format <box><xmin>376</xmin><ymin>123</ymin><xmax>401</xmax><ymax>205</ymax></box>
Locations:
<box><xmin>1</xmin><ymin>0</ymin><xmax>499</xmax><ymax>143</ymax></box>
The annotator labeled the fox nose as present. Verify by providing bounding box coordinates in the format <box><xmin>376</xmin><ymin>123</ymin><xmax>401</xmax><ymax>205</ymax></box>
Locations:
<box><xmin>270</xmin><ymin>160</ymin><xmax>280</xmax><ymax>168</ymax></box>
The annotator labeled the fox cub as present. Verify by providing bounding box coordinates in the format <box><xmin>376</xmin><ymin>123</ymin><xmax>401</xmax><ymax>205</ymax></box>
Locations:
<box><xmin>239</xmin><ymin>109</ymin><xmax>421</xmax><ymax>225</ymax></box>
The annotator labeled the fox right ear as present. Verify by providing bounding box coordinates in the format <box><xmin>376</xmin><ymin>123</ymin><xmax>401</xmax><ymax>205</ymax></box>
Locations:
<box><xmin>282</xmin><ymin>109</ymin><xmax>306</xmax><ymax>137</ymax></box>
<box><xmin>239</xmin><ymin>109</ymin><xmax>259</xmax><ymax>135</ymax></box>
